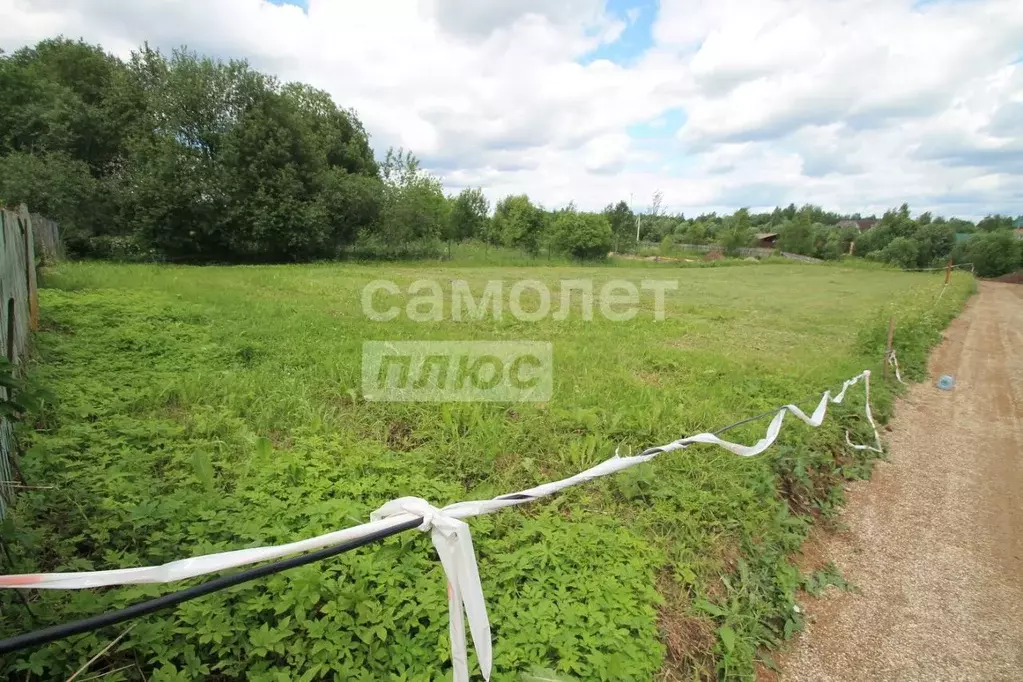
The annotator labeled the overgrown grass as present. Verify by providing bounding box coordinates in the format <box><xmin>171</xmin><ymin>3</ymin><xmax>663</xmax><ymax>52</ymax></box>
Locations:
<box><xmin>2</xmin><ymin>262</ymin><xmax>972</xmax><ymax>681</ymax></box>
<box><xmin>348</xmin><ymin>241</ymin><xmax>793</xmax><ymax>269</ymax></box>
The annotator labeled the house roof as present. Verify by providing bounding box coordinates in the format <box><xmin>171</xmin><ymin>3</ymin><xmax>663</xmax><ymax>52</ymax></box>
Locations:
<box><xmin>755</xmin><ymin>232</ymin><xmax>778</xmax><ymax>240</ymax></box>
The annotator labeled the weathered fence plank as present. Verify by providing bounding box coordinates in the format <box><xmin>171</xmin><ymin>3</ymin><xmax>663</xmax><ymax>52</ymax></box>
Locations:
<box><xmin>31</xmin><ymin>213</ymin><xmax>64</xmax><ymax>265</ymax></box>
<box><xmin>0</xmin><ymin>205</ymin><xmax>52</xmax><ymax>519</ymax></box>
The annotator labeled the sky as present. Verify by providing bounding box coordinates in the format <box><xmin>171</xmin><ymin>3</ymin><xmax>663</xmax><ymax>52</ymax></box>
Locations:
<box><xmin>1</xmin><ymin>0</ymin><xmax>1022</xmax><ymax>219</ymax></box>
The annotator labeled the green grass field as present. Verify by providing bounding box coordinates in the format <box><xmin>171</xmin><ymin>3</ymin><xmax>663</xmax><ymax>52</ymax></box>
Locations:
<box><xmin>3</xmin><ymin>261</ymin><xmax>972</xmax><ymax>681</ymax></box>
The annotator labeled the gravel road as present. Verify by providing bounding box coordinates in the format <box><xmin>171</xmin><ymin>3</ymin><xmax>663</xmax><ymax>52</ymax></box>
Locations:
<box><xmin>779</xmin><ymin>281</ymin><xmax>1023</xmax><ymax>681</ymax></box>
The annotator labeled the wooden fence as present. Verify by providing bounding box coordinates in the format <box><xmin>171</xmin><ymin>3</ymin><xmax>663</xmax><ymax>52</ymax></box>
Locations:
<box><xmin>0</xmin><ymin>205</ymin><xmax>53</xmax><ymax>519</ymax></box>
<box><xmin>31</xmin><ymin>213</ymin><xmax>64</xmax><ymax>264</ymax></box>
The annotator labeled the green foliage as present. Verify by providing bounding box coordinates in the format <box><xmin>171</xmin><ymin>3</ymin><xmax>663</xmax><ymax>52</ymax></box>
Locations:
<box><xmin>855</xmin><ymin>204</ymin><xmax>915</xmax><ymax>256</ymax></box>
<box><xmin>912</xmin><ymin>222</ymin><xmax>955</xmax><ymax>267</ymax></box>
<box><xmin>0</xmin><ymin>358</ymin><xmax>53</xmax><ymax>420</ymax></box>
<box><xmin>856</xmin><ymin>272</ymin><xmax>973</xmax><ymax>381</ymax></box>
<box><xmin>603</xmin><ymin>201</ymin><xmax>636</xmax><ymax>253</ymax></box>
<box><xmin>975</xmin><ymin>214</ymin><xmax>1016</xmax><ymax>232</ymax></box>
<box><xmin>777</xmin><ymin>210</ymin><xmax>813</xmax><ymax>255</ymax></box>
<box><xmin>449</xmin><ymin>187</ymin><xmax>490</xmax><ymax>243</ymax></box>
<box><xmin>720</xmin><ymin>209</ymin><xmax>753</xmax><ymax>255</ymax></box>
<box><xmin>494</xmin><ymin>195</ymin><xmax>546</xmax><ymax>257</ymax></box>
<box><xmin>371</xmin><ymin>147</ymin><xmax>448</xmax><ymax>257</ymax></box>
<box><xmin>819</xmin><ymin>225</ymin><xmax>858</xmax><ymax>260</ymax></box>
<box><xmin>878</xmin><ymin>236</ymin><xmax>919</xmax><ymax>269</ymax></box>
<box><xmin>1</xmin><ymin>261</ymin><xmax>973</xmax><ymax>680</ymax></box>
<box><xmin>955</xmin><ymin>229</ymin><xmax>1022</xmax><ymax>277</ymax></box>
<box><xmin>0</xmin><ymin>151</ymin><xmax>101</xmax><ymax>250</ymax></box>
<box><xmin>1</xmin><ymin>39</ymin><xmax>383</xmax><ymax>262</ymax></box>
<box><xmin>801</xmin><ymin>563</ymin><xmax>853</xmax><ymax>597</ymax></box>
<box><xmin>0</xmin><ymin>38</ymin><xmax>1009</xmax><ymax>271</ymax></box>
<box><xmin>552</xmin><ymin>209</ymin><xmax>613</xmax><ymax>261</ymax></box>
<box><xmin>678</xmin><ymin>220</ymin><xmax>710</xmax><ymax>246</ymax></box>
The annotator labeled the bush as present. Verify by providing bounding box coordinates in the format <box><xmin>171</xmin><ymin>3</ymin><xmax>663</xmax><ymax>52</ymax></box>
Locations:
<box><xmin>878</xmin><ymin>237</ymin><xmax>919</xmax><ymax>269</ymax></box>
<box><xmin>82</xmin><ymin>235</ymin><xmax>154</xmax><ymax>261</ymax></box>
<box><xmin>659</xmin><ymin>234</ymin><xmax>674</xmax><ymax>257</ymax></box>
<box><xmin>958</xmin><ymin>230</ymin><xmax>1021</xmax><ymax>277</ymax></box>
<box><xmin>555</xmin><ymin>211</ymin><xmax>613</xmax><ymax>261</ymax></box>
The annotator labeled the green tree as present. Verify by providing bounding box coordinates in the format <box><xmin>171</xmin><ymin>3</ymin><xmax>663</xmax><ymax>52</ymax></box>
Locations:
<box><xmin>913</xmin><ymin>222</ymin><xmax>955</xmax><ymax>267</ymax></box>
<box><xmin>959</xmin><ymin>230</ymin><xmax>1021</xmax><ymax>277</ymax></box>
<box><xmin>603</xmin><ymin>200</ymin><xmax>636</xmax><ymax>252</ymax></box>
<box><xmin>878</xmin><ymin>236</ymin><xmax>919</xmax><ymax>269</ymax></box>
<box><xmin>778</xmin><ymin>210</ymin><xmax>813</xmax><ymax>255</ymax></box>
<box><xmin>976</xmin><ymin>214</ymin><xmax>1014</xmax><ymax>232</ymax></box>
<box><xmin>494</xmin><ymin>194</ymin><xmax>545</xmax><ymax>256</ymax></box>
<box><xmin>683</xmin><ymin>221</ymin><xmax>709</xmax><ymax>245</ymax></box>
<box><xmin>721</xmin><ymin>208</ymin><xmax>753</xmax><ymax>255</ymax></box>
<box><xmin>0</xmin><ymin>151</ymin><xmax>97</xmax><ymax>250</ymax></box>
<box><xmin>659</xmin><ymin>234</ymin><xmax>674</xmax><ymax>257</ymax></box>
<box><xmin>2</xmin><ymin>39</ymin><xmax>385</xmax><ymax>261</ymax></box>
<box><xmin>0</xmin><ymin>38</ymin><xmax>147</xmax><ymax>247</ymax></box>
<box><xmin>825</xmin><ymin>225</ymin><xmax>859</xmax><ymax>259</ymax></box>
<box><xmin>377</xmin><ymin>147</ymin><xmax>448</xmax><ymax>256</ymax></box>
<box><xmin>449</xmin><ymin>187</ymin><xmax>489</xmax><ymax>243</ymax></box>
<box><xmin>552</xmin><ymin>208</ymin><xmax>613</xmax><ymax>260</ymax></box>
<box><xmin>0</xmin><ymin>38</ymin><xmax>137</xmax><ymax>172</ymax></box>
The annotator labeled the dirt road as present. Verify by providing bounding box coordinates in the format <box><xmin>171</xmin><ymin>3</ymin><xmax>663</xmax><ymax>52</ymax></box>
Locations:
<box><xmin>780</xmin><ymin>281</ymin><xmax>1023</xmax><ymax>681</ymax></box>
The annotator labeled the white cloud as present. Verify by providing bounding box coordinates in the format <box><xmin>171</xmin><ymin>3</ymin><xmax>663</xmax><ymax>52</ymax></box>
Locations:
<box><xmin>1</xmin><ymin>0</ymin><xmax>1022</xmax><ymax>218</ymax></box>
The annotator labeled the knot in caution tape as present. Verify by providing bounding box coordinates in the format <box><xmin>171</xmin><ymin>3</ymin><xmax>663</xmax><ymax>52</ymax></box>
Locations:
<box><xmin>371</xmin><ymin>498</ymin><xmax>492</xmax><ymax>682</ymax></box>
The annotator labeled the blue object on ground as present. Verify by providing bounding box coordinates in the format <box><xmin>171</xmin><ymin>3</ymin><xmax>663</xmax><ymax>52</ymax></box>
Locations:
<box><xmin>936</xmin><ymin>375</ymin><xmax>955</xmax><ymax>390</ymax></box>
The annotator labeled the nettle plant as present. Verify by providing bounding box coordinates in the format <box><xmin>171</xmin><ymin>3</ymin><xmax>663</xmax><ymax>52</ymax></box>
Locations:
<box><xmin>1</xmin><ymin>265</ymin><xmax>972</xmax><ymax>681</ymax></box>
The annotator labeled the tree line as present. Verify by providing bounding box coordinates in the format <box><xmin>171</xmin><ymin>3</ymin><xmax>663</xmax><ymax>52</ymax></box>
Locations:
<box><xmin>605</xmin><ymin>201</ymin><xmax>1020</xmax><ymax>277</ymax></box>
<box><xmin>1</xmin><ymin>38</ymin><xmax>1020</xmax><ymax>275</ymax></box>
<box><xmin>0</xmin><ymin>38</ymin><xmax>618</xmax><ymax>262</ymax></box>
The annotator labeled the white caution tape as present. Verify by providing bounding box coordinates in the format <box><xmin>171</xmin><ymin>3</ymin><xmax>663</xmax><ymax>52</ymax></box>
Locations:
<box><xmin>887</xmin><ymin>350</ymin><xmax>906</xmax><ymax>385</ymax></box>
<box><xmin>371</xmin><ymin>498</ymin><xmax>492</xmax><ymax>682</ymax></box>
<box><xmin>679</xmin><ymin>370</ymin><xmax>881</xmax><ymax>456</ymax></box>
<box><xmin>0</xmin><ymin>370</ymin><xmax>884</xmax><ymax>681</ymax></box>
<box><xmin>905</xmin><ymin>263</ymin><xmax>973</xmax><ymax>273</ymax></box>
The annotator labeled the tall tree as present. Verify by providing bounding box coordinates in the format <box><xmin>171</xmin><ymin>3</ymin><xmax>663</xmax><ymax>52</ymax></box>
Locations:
<box><xmin>778</xmin><ymin>209</ymin><xmax>813</xmax><ymax>255</ymax></box>
<box><xmin>721</xmin><ymin>208</ymin><xmax>753</xmax><ymax>255</ymax></box>
<box><xmin>449</xmin><ymin>187</ymin><xmax>489</xmax><ymax>242</ymax></box>
<box><xmin>603</xmin><ymin>200</ymin><xmax>636</xmax><ymax>253</ymax></box>
<box><xmin>377</xmin><ymin>147</ymin><xmax>448</xmax><ymax>255</ymax></box>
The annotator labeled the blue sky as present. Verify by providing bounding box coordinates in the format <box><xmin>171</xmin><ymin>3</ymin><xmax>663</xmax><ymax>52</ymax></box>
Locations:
<box><xmin>2</xmin><ymin>0</ymin><xmax>1021</xmax><ymax>219</ymax></box>
<box><xmin>582</xmin><ymin>0</ymin><xmax>657</xmax><ymax>65</ymax></box>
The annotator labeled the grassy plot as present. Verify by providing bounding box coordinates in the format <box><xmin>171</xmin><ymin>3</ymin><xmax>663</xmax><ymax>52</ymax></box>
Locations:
<box><xmin>3</xmin><ymin>262</ymin><xmax>971</xmax><ymax>681</ymax></box>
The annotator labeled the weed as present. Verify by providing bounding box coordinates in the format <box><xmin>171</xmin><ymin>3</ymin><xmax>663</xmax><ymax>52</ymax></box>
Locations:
<box><xmin>0</xmin><ymin>262</ymin><xmax>971</xmax><ymax>680</ymax></box>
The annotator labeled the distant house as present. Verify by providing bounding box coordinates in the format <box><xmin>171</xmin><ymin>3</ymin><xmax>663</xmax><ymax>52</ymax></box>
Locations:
<box><xmin>837</xmin><ymin>219</ymin><xmax>878</xmax><ymax>232</ymax></box>
<box><xmin>754</xmin><ymin>232</ymin><xmax>779</xmax><ymax>249</ymax></box>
